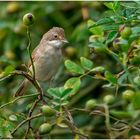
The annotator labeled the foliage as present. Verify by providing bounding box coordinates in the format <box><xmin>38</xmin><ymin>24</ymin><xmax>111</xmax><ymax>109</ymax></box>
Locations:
<box><xmin>0</xmin><ymin>1</ymin><xmax>140</xmax><ymax>139</ymax></box>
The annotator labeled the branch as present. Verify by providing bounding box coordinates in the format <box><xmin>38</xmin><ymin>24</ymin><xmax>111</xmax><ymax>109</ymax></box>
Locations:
<box><xmin>11</xmin><ymin>113</ymin><xmax>42</xmax><ymax>135</ymax></box>
<box><xmin>62</xmin><ymin>106</ymin><xmax>89</xmax><ymax>139</ymax></box>
<box><xmin>24</xmin><ymin>98</ymin><xmax>40</xmax><ymax>138</ymax></box>
<box><xmin>27</xmin><ymin>27</ymin><xmax>35</xmax><ymax>80</ymax></box>
<box><xmin>0</xmin><ymin>93</ymin><xmax>39</xmax><ymax>109</ymax></box>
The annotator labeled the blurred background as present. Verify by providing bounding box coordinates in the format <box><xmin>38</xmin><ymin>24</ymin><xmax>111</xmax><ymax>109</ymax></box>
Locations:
<box><xmin>0</xmin><ymin>2</ymin><xmax>107</xmax><ymax>106</ymax></box>
<box><xmin>0</xmin><ymin>1</ymin><xmax>138</xmax><ymax>139</ymax></box>
<box><xmin>0</xmin><ymin>1</ymin><xmax>109</xmax><ymax>138</ymax></box>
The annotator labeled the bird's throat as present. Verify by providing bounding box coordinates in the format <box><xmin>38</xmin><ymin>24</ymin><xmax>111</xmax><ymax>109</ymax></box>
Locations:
<box><xmin>47</xmin><ymin>40</ymin><xmax>63</xmax><ymax>48</ymax></box>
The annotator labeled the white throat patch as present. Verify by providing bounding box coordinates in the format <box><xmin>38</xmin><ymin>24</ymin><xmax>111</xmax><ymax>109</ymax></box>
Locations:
<box><xmin>47</xmin><ymin>40</ymin><xmax>63</xmax><ymax>48</ymax></box>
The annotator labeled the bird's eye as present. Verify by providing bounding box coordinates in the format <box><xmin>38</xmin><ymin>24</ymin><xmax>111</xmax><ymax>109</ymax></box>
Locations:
<box><xmin>54</xmin><ymin>34</ymin><xmax>58</xmax><ymax>38</ymax></box>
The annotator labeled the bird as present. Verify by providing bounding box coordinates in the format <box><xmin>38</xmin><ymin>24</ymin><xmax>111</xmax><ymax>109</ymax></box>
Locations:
<box><xmin>14</xmin><ymin>27</ymin><xmax>68</xmax><ymax>97</ymax></box>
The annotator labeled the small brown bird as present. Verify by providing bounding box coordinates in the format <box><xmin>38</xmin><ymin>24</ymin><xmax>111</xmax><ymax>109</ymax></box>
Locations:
<box><xmin>15</xmin><ymin>27</ymin><xmax>68</xmax><ymax>97</ymax></box>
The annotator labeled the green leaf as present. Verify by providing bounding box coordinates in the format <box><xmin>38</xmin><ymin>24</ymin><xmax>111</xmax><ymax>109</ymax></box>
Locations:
<box><xmin>104</xmin><ymin>2</ymin><xmax>119</xmax><ymax>11</ymax></box>
<box><xmin>89</xmin><ymin>40</ymin><xmax>106</xmax><ymax>48</ymax></box>
<box><xmin>47</xmin><ymin>87</ymin><xmax>72</xmax><ymax>100</ymax></box>
<box><xmin>120</xmin><ymin>2</ymin><xmax>138</xmax><ymax>8</ymax></box>
<box><xmin>64</xmin><ymin>77</ymin><xmax>81</xmax><ymax>89</ymax></box>
<box><xmin>9</xmin><ymin>115</ymin><xmax>18</xmax><ymax>122</ymax></box>
<box><xmin>96</xmin><ymin>17</ymin><xmax>114</xmax><ymax>26</ymax></box>
<box><xmin>87</xmin><ymin>20</ymin><xmax>104</xmax><ymax>36</ymax></box>
<box><xmin>61</xmin><ymin>88</ymin><xmax>72</xmax><ymax>98</ymax></box>
<box><xmin>91</xmin><ymin>66</ymin><xmax>105</xmax><ymax>73</ymax></box>
<box><xmin>4</xmin><ymin>65</ymin><xmax>15</xmax><ymax>75</ymax></box>
<box><xmin>105</xmin><ymin>71</ymin><xmax>117</xmax><ymax>84</ymax></box>
<box><xmin>0</xmin><ymin>117</ymin><xmax>14</xmax><ymax>138</ymax></box>
<box><xmin>132</xmin><ymin>93</ymin><xmax>140</xmax><ymax>109</ymax></box>
<box><xmin>106</xmin><ymin>31</ymin><xmax>118</xmax><ymax>44</ymax></box>
<box><xmin>87</xmin><ymin>19</ymin><xmax>95</xmax><ymax>28</ymax></box>
<box><xmin>64</xmin><ymin>77</ymin><xmax>81</xmax><ymax>96</ymax></box>
<box><xmin>132</xmin><ymin>27</ymin><xmax>140</xmax><ymax>34</ymax></box>
<box><xmin>47</xmin><ymin>87</ymin><xmax>61</xmax><ymax>98</ymax></box>
<box><xmin>102</xmin><ymin>24</ymin><xmax>119</xmax><ymax>31</ymax></box>
<box><xmin>80</xmin><ymin>57</ymin><xmax>93</xmax><ymax>70</ymax></box>
<box><xmin>110</xmin><ymin>110</ymin><xmax>132</xmax><ymax>119</ymax></box>
<box><xmin>65</xmin><ymin>60</ymin><xmax>84</xmax><ymax>74</ymax></box>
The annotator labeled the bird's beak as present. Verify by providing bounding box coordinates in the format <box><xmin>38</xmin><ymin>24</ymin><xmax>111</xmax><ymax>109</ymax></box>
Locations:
<box><xmin>62</xmin><ymin>39</ymin><xmax>69</xmax><ymax>43</ymax></box>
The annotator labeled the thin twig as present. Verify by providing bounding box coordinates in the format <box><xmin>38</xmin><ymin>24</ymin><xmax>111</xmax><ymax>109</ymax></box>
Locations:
<box><xmin>11</xmin><ymin>113</ymin><xmax>42</xmax><ymax>135</ymax></box>
<box><xmin>27</xmin><ymin>27</ymin><xmax>35</xmax><ymax>80</ymax></box>
<box><xmin>0</xmin><ymin>93</ymin><xmax>39</xmax><ymax>109</ymax></box>
<box><xmin>24</xmin><ymin>98</ymin><xmax>40</xmax><ymax>138</ymax></box>
<box><xmin>62</xmin><ymin>106</ymin><xmax>89</xmax><ymax>139</ymax></box>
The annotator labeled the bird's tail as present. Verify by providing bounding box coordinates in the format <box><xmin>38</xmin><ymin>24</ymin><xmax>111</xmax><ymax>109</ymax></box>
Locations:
<box><xmin>14</xmin><ymin>80</ymin><xmax>29</xmax><ymax>97</ymax></box>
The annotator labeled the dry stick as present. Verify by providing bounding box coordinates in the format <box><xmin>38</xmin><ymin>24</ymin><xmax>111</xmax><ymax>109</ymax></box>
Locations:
<box><xmin>11</xmin><ymin>113</ymin><xmax>42</xmax><ymax>135</ymax></box>
<box><xmin>24</xmin><ymin>98</ymin><xmax>40</xmax><ymax>138</ymax></box>
<box><xmin>62</xmin><ymin>106</ymin><xmax>89</xmax><ymax>139</ymax></box>
<box><xmin>64</xmin><ymin>118</ymin><xmax>89</xmax><ymax>139</ymax></box>
<box><xmin>13</xmin><ymin>70</ymin><xmax>44</xmax><ymax>99</ymax></box>
<box><xmin>11</xmin><ymin>70</ymin><xmax>45</xmax><ymax>137</ymax></box>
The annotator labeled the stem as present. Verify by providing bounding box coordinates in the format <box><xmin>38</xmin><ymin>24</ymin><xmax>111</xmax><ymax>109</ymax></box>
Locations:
<box><xmin>11</xmin><ymin>113</ymin><xmax>42</xmax><ymax>135</ymax></box>
<box><xmin>106</xmin><ymin>48</ymin><xmax>138</xmax><ymax>90</ymax></box>
<box><xmin>27</xmin><ymin>27</ymin><xmax>35</xmax><ymax>80</ymax></box>
<box><xmin>24</xmin><ymin>98</ymin><xmax>40</xmax><ymax>138</ymax></box>
<box><xmin>0</xmin><ymin>93</ymin><xmax>39</xmax><ymax>109</ymax></box>
<box><xmin>104</xmin><ymin>104</ymin><xmax>113</xmax><ymax>138</ymax></box>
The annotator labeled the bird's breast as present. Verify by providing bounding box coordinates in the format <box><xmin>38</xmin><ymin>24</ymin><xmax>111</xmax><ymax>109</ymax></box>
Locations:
<box><xmin>34</xmin><ymin>47</ymin><xmax>62</xmax><ymax>81</ymax></box>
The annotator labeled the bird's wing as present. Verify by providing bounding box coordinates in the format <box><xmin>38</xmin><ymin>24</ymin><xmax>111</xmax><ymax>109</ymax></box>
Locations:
<box><xmin>28</xmin><ymin>45</ymin><xmax>40</xmax><ymax>67</ymax></box>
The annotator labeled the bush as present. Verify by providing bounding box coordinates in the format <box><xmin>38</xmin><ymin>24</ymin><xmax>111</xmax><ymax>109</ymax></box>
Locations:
<box><xmin>1</xmin><ymin>1</ymin><xmax>140</xmax><ymax>139</ymax></box>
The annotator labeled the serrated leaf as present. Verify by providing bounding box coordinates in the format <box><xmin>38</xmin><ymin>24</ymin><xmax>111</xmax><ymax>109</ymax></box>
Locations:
<box><xmin>105</xmin><ymin>71</ymin><xmax>117</xmax><ymax>84</ymax></box>
<box><xmin>65</xmin><ymin>60</ymin><xmax>84</xmax><ymax>74</ymax></box>
<box><xmin>106</xmin><ymin>31</ymin><xmax>118</xmax><ymax>44</ymax></box>
<box><xmin>80</xmin><ymin>57</ymin><xmax>93</xmax><ymax>70</ymax></box>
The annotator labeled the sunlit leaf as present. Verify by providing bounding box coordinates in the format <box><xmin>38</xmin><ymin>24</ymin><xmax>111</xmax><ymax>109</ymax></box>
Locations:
<box><xmin>64</xmin><ymin>77</ymin><xmax>81</xmax><ymax>96</ymax></box>
<box><xmin>4</xmin><ymin>65</ymin><xmax>15</xmax><ymax>75</ymax></box>
<box><xmin>104</xmin><ymin>2</ymin><xmax>119</xmax><ymax>11</ymax></box>
<box><xmin>65</xmin><ymin>60</ymin><xmax>84</xmax><ymax>74</ymax></box>
<box><xmin>64</xmin><ymin>77</ymin><xmax>81</xmax><ymax>89</ymax></box>
<box><xmin>80</xmin><ymin>57</ymin><xmax>93</xmax><ymax>70</ymax></box>
<box><xmin>91</xmin><ymin>66</ymin><xmax>105</xmax><ymax>73</ymax></box>
<box><xmin>9</xmin><ymin>115</ymin><xmax>18</xmax><ymax>122</ymax></box>
<box><xmin>87</xmin><ymin>20</ymin><xmax>104</xmax><ymax>36</ymax></box>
